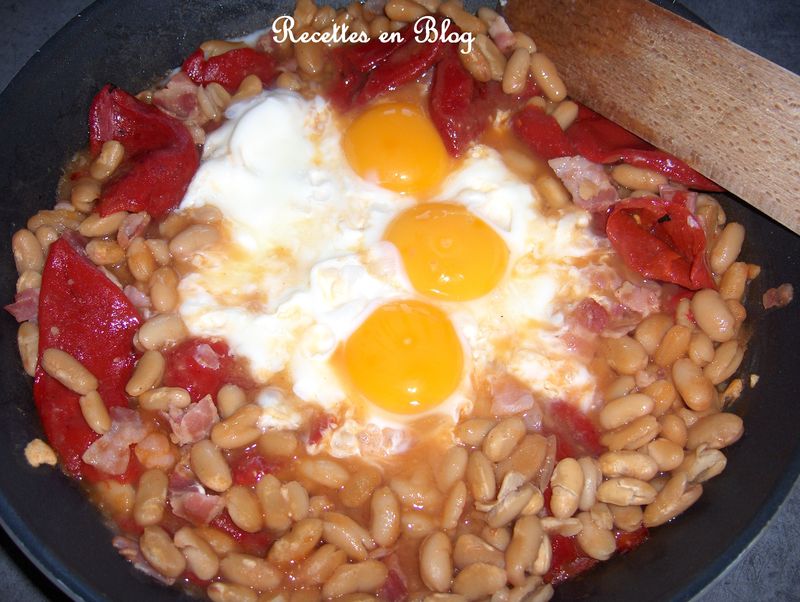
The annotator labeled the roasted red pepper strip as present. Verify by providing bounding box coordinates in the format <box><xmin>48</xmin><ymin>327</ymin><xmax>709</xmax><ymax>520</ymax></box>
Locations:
<box><xmin>544</xmin><ymin>528</ymin><xmax>650</xmax><ymax>585</ymax></box>
<box><xmin>566</xmin><ymin>103</ymin><xmax>650</xmax><ymax>160</ymax></box>
<box><xmin>428</xmin><ymin>46</ymin><xmax>479</xmax><ymax>156</ymax></box>
<box><xmin>162</xmin><ymin>338</ymin><xmax>251</xmax><ymax>402</ymax></box>
<box><xmin>326</xmin><ymin>60</ymin><xmax>368</xmax><ymax>113</ymax></box>
<box><xmin>545</xmin><ymin>401</ymin><xmax>604</xmax><ymax>459</ymax></box>
<box><xmin>34</xmin><ymin>239</ymin><xmax>141</xmax><ymax>482</ymax></box>
<box><xmin>230</xmin><ymin>447</ymin><xmax>284</xmax><ymax>487</ymax></box>
<box><xmin>355</xmin><ymin>19</ymin><xmax>450</xmax><ymax>106</ymax></box>
<box><xmin>89</xmin><ymin>86</ymin><xmax>174</xmax><ymax>156</ymax></box>
<box><xmin>182</xmin><ymin>47</ymin><xmax>277</xmax><ymax>93</ymax></box>
<box><xmin>326</xmin><ymin>30</ymin><xmax>412</xmax><ymax>112</ymax></box>
<box><xmin>378</xmin><ymin>569</ymin><xmax>408</xmax><ymax>602</ymax></box>
<box><xmin>545</xmin><ymin>534</ymin><xmax>599</xmax><ymax>585</ymax></box>
<box><xmin>307</xmin><ymin>411</ymin><xmax>337</xmax><ymax>446</ymax></box>
<box><xmin>210</xmin><ymin>511</ymin><xmax>272</xmax><ymax>556</ymax></box>
<box><xmin>615</xmin><ymin>148</ymin><xmax>722</xmax><ymax>190</ymax></box>
<box><xmin>511</xmin><ymin>105</ymin><xmax>575</xmax><ymax>160</ymax></box>
<box><xmin>606</xmin><ymin>196</ymin><xmax>716</xmax><ymax>290</ymax></box>
<box><xmin>98</xmin><ymin>145</ymin><xmax>200</xmax><ymax>220</ymax></box>
<box><xmin>89</xmin><ymin>85</ymin><xmax>200</xmax><ymax>219</ymax></box>
<box><xmin>477</xmin><ymin>76</ymin><xmax>542</xmax><ymax>112</ymax></box>
<box><xmin>334</xmin><ymin>27</ymin><xmax>410</xmax><ymax>73</ymax></box>
<box><xmin>566</xmin><ymin>104</ymin><xmax>722</xmax><ymax>191</ymax></box>
<box><xmin>430</xmin><ymin>68</ymin><xmax>542</xmax><ymax>157</ymax></box>
<box><xmin>615</xmin><ymin>526</ymin><xmax>649</xmax><ymax>554</ymax></box>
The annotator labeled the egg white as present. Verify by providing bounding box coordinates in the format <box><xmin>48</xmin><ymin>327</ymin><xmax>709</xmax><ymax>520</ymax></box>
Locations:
<box><xmin>177</xmin><ymin>91</ymin><xmax>618</xmax><ymax>458</ymax></box>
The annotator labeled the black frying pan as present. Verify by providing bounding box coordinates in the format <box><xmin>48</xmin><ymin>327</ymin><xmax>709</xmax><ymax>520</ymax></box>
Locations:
<box><xmin>0</xmin><ymin>1</ymin><xmax>799</xmax><ymax>601</ymax></box>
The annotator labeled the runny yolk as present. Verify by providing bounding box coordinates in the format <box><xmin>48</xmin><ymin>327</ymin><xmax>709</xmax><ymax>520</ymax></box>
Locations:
<box><xmin>342</xmin><ymin>102</ymin><xmax>449</xmax><ymax>194</ymax></box>
<box><xmin>385</xmin><ymin>202</ymin><xmax>510</xmax><ymax>301</ymax></box>
<box><xmin>342</xmin><ymin>300</ymin><xmax>463</xmax><ymax>415</ymax></box>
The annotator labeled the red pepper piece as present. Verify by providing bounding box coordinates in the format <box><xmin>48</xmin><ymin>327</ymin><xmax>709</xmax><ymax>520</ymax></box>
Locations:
<box><xmin>33</xmin><ymin>239</ymin><xmax>141</xmax><ymax>481</ymax></box>
<box><xmin>606</xmin><ymin>196</ymin><xmax>716</xmax><ymax>290</ymax></box>
<box><xmin>89</xmin><ymin>86</ymin><xmax>174</xmax><ymax>156</ymax></box>
<box><xmin>326</xmin><ymin>65</ymin><xmax>367</xmax><ymax>113</ymax></box>
<box><xmin>182</xmin><ymin>47</ymin><xmax>277</xmax><ymax>93</ymax></box>
<box><xmin>566</xmin><ymin>103</ymin><xmax>650</xmax><ymax>161</ymax></box>
<box><xmin>543</xmin><ymin>529</ymin><xmax>649</xmax><ymax>585</ymax></box>
<box><xmin>429</xmin><ymin>63</ymin><xmax>543</xmax><ymax>157</ymax></box>
<box><xmin>378</xmin><ymin>569</ymin><xmax>408</xmax><ymax>602</ymax></box>
<box><xmin>115</xmin><ymin>515</ymin><xmax>145</xmax><ymax>538</ymax></box>
<box><xmin>567</xmin><ymin>104</ymin><xmax>722</xmax><ymax>191</ymax></box>
<box><xmin>334</xmin><ymin>28</ymin><xmax>411</xmax><ymax>73</ymax></box>
<box><xmin>545</xmin><ymin>534</ymin><xmax>599</xmax><ymax>585</ymax></box>
<box><xmin>184</xmin><ymin>572</ymin><xmax>211</xmax><ymax>589</ymax></box>
<box><xmin>664</xmin><ymin>286</ymin><xmax>696</xmax><ymax>314</ymax></box>
<box><xmin>162</xmin><ymin>338</ymin><xmax>250</xmax><ymax>402</ymax></box>
<box><xmin>429</xmin><ymin>45</ymin><xmax>522</xmax><ymax>156</ymax></box>
<box><xmin>325</xmin><ymin>31</ymin><xmax>413</xmax><ymax>112</ymax></box>
<box><xmin>616</xmin><ymin>148</ymin><xmax>723</xmax><ymax>191</ymax></box>
<box><xmin>230</xmin><ymin>447</ymin><xmax>285</xmax><ymax>487</ymax></box>
<box><xmin>356</xmin><ymin>20</ymin><xmax>450</xmax><ymax>106</ymax></box>
<box><xmin>615</xmin><ymin>526</ymin><xmax>649</xmax><ymax>554</ymax></box>
<box><xmin>210</xmin><ymin>511</ymin><xmax>272</xmax><ymax>556</ymax></box>
<box><xmin>89</xmin><ymin>85</ymin><xmax>200</xmax><ymax>219</ymax></box>
<box><xmin>98</xmin><ymin>144</ymin><xmax>199</xmax><ymax>220</ymax></box>
<box><xmin>307</xmin><ymin>411</ymin><xmax>337</xmax><ymax>446</ymax></box>
<box><xmin>545</xmin><ymin>401</ymin><xmax>604</xmax><ymax>459</ymax></box>
<box><xmin>428</xmin><ymin>46</ymin><xmax>478</xmax><ymax>156</ymax></box>
<box><xmin>543</xmin><ymin>484</ymin><xmax>553</xmax><ymax>513</ymax></box>
<box><xmin>511</xmin><ymin>105</ymin><xmax>576</xmax><ymax>160</ymax></box>
<box><xmin>477</xmin><ymin>76</ymin><xmax>542</xmax><ymax>113</ymax></box>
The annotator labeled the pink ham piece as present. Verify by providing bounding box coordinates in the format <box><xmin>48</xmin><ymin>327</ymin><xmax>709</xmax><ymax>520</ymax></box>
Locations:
<box><xmin>152</xmin><ymin>72</ymin><xmax>202</xmax><ymax>122</ymax></box>
<box><xmin>488</xmin><ymin>373</ymin><xmax>538</xmax><ymax>416</ymax></box>
<box><xmin>488</xmin><ymin>16</ymin><xmax>515</xmax><ymax>52</ymax></box>
<box><xmin>164</xmin><ymin>394</ymin><xmax>219</xmax><ymax>446</ymax></box>
<box><xmin>4</xmin><ymin>287</ymin><xmax>39</xmax><ymax>322</ymax></box>
<box><xmin>570</xmin><ymin>298</ymin><xmax>609</xmax><ymax>334</ymax></box>
<box><xmin>113</xmin><ymin>535</ymin><xmax>175</xmax><ymax>585</ymax></box>
<box><xmin>548</xmin><ymin>156</ymin><xmax>619</xmax><ymax>212</ymax></box>
<box><xmin>561</xmin><ymin>298</ymin><xmax>610</xmax><ymax>360</ymax></box>
<box><xmin>82</xmin><ymin>407</ymin><xmax>148</xmax><ymax>475</ymax></box>
<box><xmin>60</xmin><ymin>229</ymin><xmax>89</xmax><ymax>255</ymax></box>
<box><xmin>602</xmin><ymin>300</ymin><xmax>651</xmax><ymax>338</ymax></box>
<box><xmin>168</xmin><ymin>470</ymin><xmax>224</xmax><ymax>525</ymax></box>
<box><xmin>614</xmin><ymin>281</ymin><xmax>662</xmax><ymax>317</ymax></box>
<box><xmin>763</xmin><ymin>283</ymin><xmax>794</xmax><ymax>309</ymax></box>
<box><xmin>193</xmin><ymin>343</ymin><xmax>221</xmax><ymax>370</ymax></box>
<box><xmin>123</xmin><ymin>285</ymin><xmax>151</xmax><ymax>311</ymax></box>
<box><xmin>522</xmin><ymin>404</ymin><xmax>544</xmax><ymax>432</ymax></box>
<box><xmin>117</xmin><ymin>212</ymin><xmax>151</xmax><ymax>249</ymax></box>
<box><xmin>171</xmin><ymin>489</ymin><xmax>225</xmax><ymax>526</ymax></box>
<box><xmin>378</xmin><ymin>554</ymin><xmax>409</xmax><ymax>602</ymax></box>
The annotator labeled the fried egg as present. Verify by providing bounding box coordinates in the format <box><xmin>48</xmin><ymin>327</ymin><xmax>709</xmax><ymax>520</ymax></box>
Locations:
<box><xmin>177</xmin><ymin>90</ymin><xmax>617</xmax><ymax>458</ymax></box>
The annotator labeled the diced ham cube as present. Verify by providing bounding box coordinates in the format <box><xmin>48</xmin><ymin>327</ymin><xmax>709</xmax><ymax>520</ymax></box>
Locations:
<box><xmin>4</xmin><ymin>287</ymin><xmax>39</xmax><ymax>322</ymax></box>
<box><xmin>82</xmin><ymin>408</ymin><xmax>148</xmax><ymax>475</ymax></box>
<box><xmin>164</xmin><ymin>395</ymin><xmax>219</xmax><ymax>446</ymax></box>
<box><xmin>763</xmin><ymin>283</ymin><xmax>793</xmax><ymax>309</ymax></box>
<box><xmin>549</xmin><ymin>156</ymin><xmax>619</xmax><ymax>212</ymax></box>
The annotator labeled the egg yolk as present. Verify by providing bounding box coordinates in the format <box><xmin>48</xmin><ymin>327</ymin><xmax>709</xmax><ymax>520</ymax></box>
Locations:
<box><xmin>385</xmin><ymin>202</ymin><xmax>510</xmax><ymax>301</ymax></box>
<box><xmin>342</xmin><ymin>102</ymin><xmax>448</xmax><ymax>194</ymax></box>
<box><xmin>343</xmin><ymin>300</ymin><xmax>463</xmax><ymax>414</ymax></box>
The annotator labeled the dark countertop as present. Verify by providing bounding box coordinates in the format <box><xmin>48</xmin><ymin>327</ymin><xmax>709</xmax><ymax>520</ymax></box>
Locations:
<box><xmin>0</xmin><ymin>1</ymin><xmax>798</xmax><ymax>600</ymax></box>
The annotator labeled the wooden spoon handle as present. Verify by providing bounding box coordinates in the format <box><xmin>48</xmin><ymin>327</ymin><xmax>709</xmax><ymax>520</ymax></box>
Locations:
<box><xmin>503</xmin><ymin>0</ymin><xmax>800</xmax><ymax>234</ymax></box>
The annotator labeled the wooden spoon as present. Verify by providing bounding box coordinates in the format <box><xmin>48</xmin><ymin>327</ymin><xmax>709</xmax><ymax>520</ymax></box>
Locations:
<box><xmin>503</xmin><ymin>0</ymin><xmax>800</xmax><ymax>234</ymax></box>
